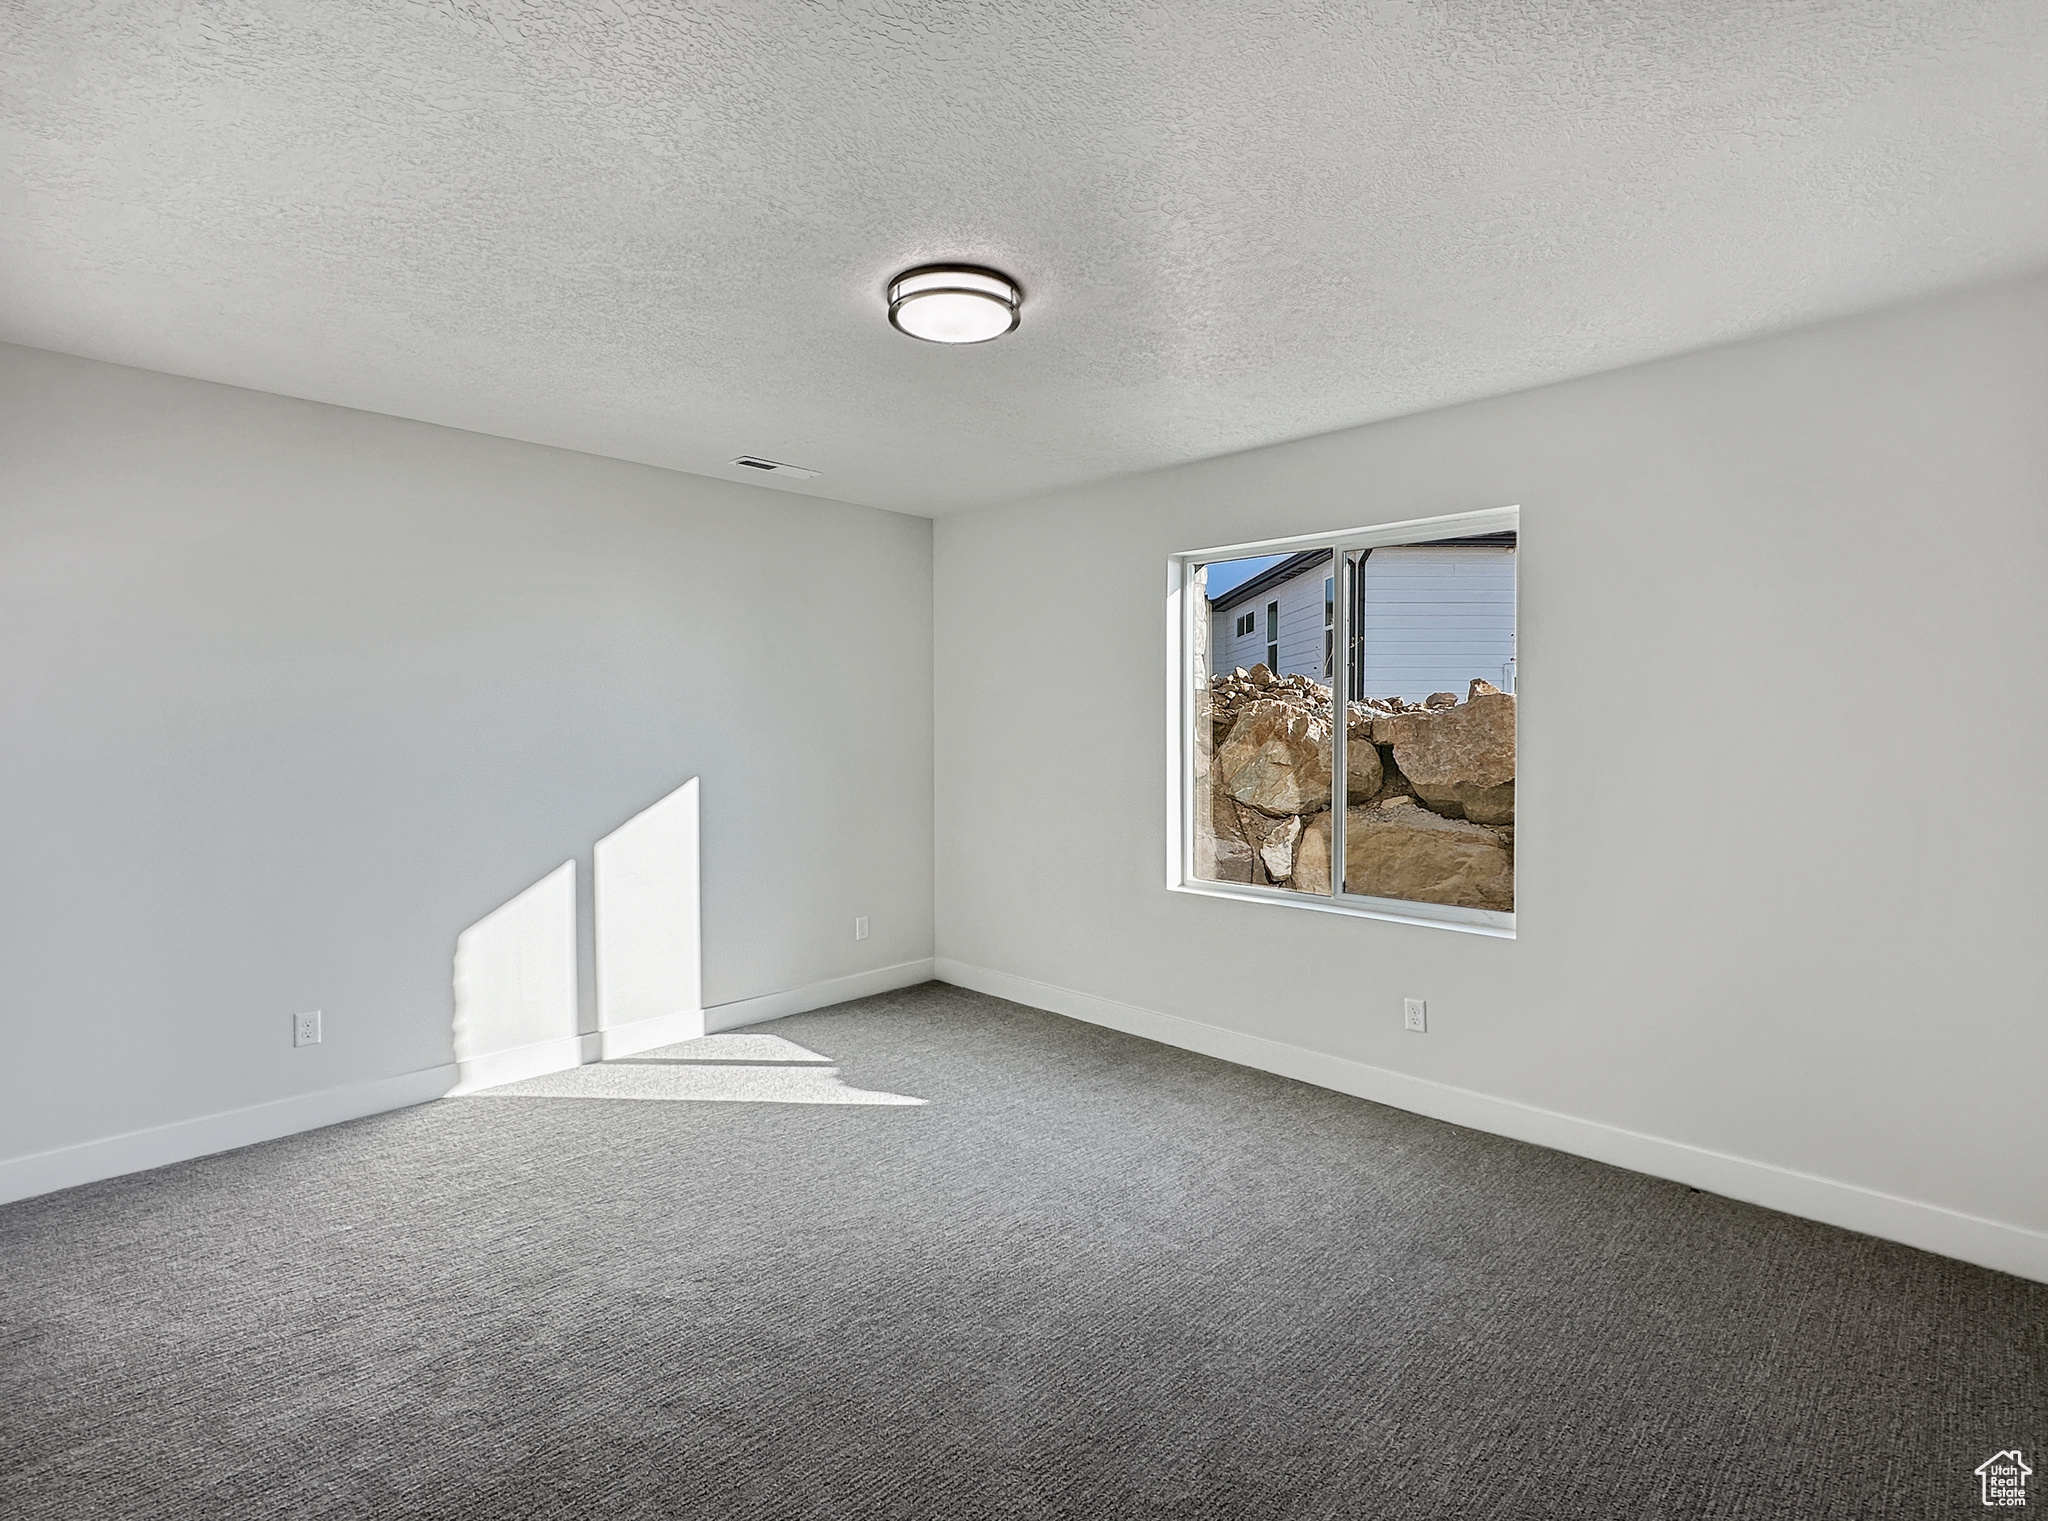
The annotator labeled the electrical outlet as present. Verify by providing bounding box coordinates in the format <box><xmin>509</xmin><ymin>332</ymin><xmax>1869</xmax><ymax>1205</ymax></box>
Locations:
<box><xmin>1403</xmin><ymin>998</ymin><xmax>1427</xmax><ymax>1033</ymax></box>
<box><xmin>854</xmin><ymin>916</ymin><xmax>870</xmax><ymax>941</ymax></box>
<box><xmin>294</xmin><ymin>1010</ymin><xmax>323</xmax><ymax>1048</ymax></box>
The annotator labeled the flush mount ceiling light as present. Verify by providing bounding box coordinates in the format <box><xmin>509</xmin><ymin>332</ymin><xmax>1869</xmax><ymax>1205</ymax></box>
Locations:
<box><xmin>886</xmin><ymin>265</ymin><xmax>1021</xmax><ymax>344</ymax></box>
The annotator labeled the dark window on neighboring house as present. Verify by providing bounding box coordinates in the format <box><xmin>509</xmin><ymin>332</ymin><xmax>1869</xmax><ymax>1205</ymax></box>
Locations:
<box><xmin>1266</xmin><ymin>601</ymin><xmax>1280</xmax><ymax>672</ymax></box>
<box><xmin>1323</xmin><ymin>576</ymin><xmax>1335</xmax><ymax>677</ymax></box>
<box><xmin>1236</xmin><ymin>612</ymin><xmax>1255</xmax><ymax>638</ymax></box>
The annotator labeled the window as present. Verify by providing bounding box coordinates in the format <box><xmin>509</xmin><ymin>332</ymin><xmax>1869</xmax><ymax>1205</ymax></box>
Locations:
<box><xmin>1173</xmin><ymin>507</ymin><xmax>1517</xmax><ymax>934</ymax></box>
<box><xmin>1236</xmin><ymin>611</ymin><xmax>1255</xmax><ymax>638</ymax></box>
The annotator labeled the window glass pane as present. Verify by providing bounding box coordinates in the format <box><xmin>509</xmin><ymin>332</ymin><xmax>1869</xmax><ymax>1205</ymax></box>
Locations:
<box><xmin>1191</xmin><ymin>552</ymin><xmax>1336</xmax><ymax>893</ymax></box>
<box><xmin>1338</xmin><ymin>536</ymin><xmax>1516</xmax><ymax>913</ymax></box>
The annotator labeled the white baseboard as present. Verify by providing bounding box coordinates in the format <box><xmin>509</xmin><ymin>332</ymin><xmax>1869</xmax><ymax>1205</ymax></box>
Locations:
<box><xmin>449</xmin><ymin>1032</ymin><xmax>602</xmax><ymax>1094</ymax></box>
<box><xmin>704</xmin><ymin>957</ymin><xmax>936</xmax><ymax>1033</ymax></box>
<box><xmin>588</xmin><ymin>960</ymin><xmax>944</xmax><ymax>1058</ymax></box>
<box><xmin>0</xmin><ymin>1064</ymin><xmax>457</xmax><ymax>1208</ymax></box>
<box><xmin>0</xmin><ymin>961</ymin><xmax>940</xmax><ymax>1208</ymax></box>
<box><xmin>599</xmin><ymin>1008</ymin><xmax>707</xmax><ymax>1059</ymax></box>
<box><xmin>934</xmin><ymin>958</ymin><xmax>2048</xmax><ymax>1285</ymax></box>
<box><xmin>475</xmin><ymin>962</ymin><xmax>940</xmax><ymax>1066</ymax></box>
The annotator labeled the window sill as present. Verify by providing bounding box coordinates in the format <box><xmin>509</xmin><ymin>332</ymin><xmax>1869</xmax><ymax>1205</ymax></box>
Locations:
<box><xmin>1168</xmin><ymin>879</ymin><xmax>1515</xmax><ymax>939</ymax></box>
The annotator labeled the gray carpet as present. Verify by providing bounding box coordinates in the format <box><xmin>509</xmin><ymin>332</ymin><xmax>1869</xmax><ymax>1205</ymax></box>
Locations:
<box><xmin>2</xmin><ymin>982</ymin><xmax>2040</xmax><ymax>1519</ymax></box>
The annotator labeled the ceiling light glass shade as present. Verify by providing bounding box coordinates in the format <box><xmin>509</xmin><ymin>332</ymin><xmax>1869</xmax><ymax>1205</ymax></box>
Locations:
<box><xmin>887</xmin><ymin>265</ymin><xmax>1021</xmax><ymax>343</ymax></box>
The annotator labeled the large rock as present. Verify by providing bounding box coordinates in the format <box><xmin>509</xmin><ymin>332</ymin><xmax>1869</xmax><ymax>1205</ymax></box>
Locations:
<box><xmin>1191</xmin><ymin>785</ymin><xmax>1254</xmax><ymax>883</ymax></box>
<box><xmin>1193</xmin><ymin>690</ymin><xmax>1234</xmax><ymax>781</ymax></box>
<box><xmin>1251</xmin><ymin>813</ymin><xmax>1303</xmax><ymax>882</ymax></box>
<box><xmin>1342</xmin><ymin>707</ymin><xmax>1384</xmax><ymax>803</ymax></box>
<box><xmin>1214</xmin><ymin>698</ymin><xmax>1333</xmax><ymax>817</ymax></box>
<box><xmin>1349</xmin><ymin>805</ymin><xmax>1513</xmax><ymax>909</ymax></box>
<box><xmin>1209</xmin><ymin>696</ymin><xmax>1383</xmax><ymax>817</ymax></box>
<box><xmin>1194</xmin><ymin>820</ymin><xmax>1255</xmax><ymax>883</ymax></box>
<box><xmin>1298</xmin><ymin>708</ymin><xmax>1385</xmax><ymax>808</ymax></box>
<box><xmin>1294</xmin><ymin>813</ymin><xmax>1332</xmax><ymax>894</ymax></box>
<box><xmin>1374</xmin><ymin>693</ymin><xmax>1516</xmax><ymax>824</ymax></box>
<box><xmin>1295</xmin><ymin>805</ymin><xmax>1513</xmax><ymax>910</ymax></box>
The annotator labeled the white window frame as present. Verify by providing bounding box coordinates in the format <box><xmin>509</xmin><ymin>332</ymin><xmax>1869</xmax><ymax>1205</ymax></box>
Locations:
<box><xmin>1165</xmin><ymin>505</ymin><xmax>1519</xmax><ymax>938</ymax></box>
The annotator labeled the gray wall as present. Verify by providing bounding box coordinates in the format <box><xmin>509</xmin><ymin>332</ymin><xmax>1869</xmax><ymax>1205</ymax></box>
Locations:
<box><xmin>934</xmin><ymin>273</ymin><xmax>2048</xmax><ymax>1254</ymax></box>
<box><xmin>0</xmin><ymin>344</ymin><xmax>934</xmax><ymax>1164</ymax></box>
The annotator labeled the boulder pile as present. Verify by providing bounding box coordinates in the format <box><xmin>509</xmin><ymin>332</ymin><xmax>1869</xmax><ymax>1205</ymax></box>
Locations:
<box><xmin>1194</xmin><ymin>665</ymin><xmax>1514</xmax><ymax>911</ymax></box>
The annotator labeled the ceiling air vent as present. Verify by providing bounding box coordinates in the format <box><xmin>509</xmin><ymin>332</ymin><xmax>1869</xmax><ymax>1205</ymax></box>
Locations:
<box><xmin>731</xmin><ymin>456</ymin><xmax>819</xmax><ymax>480</ymax></box>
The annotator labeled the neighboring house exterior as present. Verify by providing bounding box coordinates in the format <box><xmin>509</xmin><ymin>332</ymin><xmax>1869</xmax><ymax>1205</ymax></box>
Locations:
<box><xmin>1210</xmin><ymin>550</ymin><xmax>1336</xmax><ymax>682</ymax></box>
<box><xmin>1206</xmin><ymin>533</ymin><xmax>1516</xmax><ymax>702</ymax></box>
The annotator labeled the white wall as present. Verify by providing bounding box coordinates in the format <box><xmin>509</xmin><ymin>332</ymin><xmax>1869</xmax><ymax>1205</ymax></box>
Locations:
<box><xmin>0</xmin><ymin>344</ymin><xmax>934</xmax><ymax>1174</ymax></box>
<box><xmin>935</xmin><ymin>273</ymin><xmax>2048</xmax><ymax>1277</ymax></box>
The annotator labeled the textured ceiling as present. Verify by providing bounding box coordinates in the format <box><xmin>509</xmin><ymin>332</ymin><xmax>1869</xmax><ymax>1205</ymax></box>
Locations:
<box><xmin>4</xmin><ymin>2</ymin><xmax>2046</xmax><ymax>515</ymax></box>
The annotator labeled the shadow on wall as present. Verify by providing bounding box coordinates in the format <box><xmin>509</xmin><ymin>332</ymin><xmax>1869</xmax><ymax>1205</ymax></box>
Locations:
<box><xmin>448</xmin><ymin>779</ymin><xmax>705</xmax><ymax>1095</ymax></box>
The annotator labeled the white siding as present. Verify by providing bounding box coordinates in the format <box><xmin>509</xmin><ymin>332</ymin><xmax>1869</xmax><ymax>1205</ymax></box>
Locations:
<box><xmin>1209</xmin><ymin>559</ymin><xmax>1332</xmax><ymax>680</ymax></box>
<box><xmin>1273</xmin><ymin>566</ymin><xmax>1331</xmax><ymax>679</ymax></box>
<box><xmin>1210</xmin><ymin>546</ymin><xmax>1510</xmax><ymax>695</ymax></box>
<box><xmin>1357</xmin><ymin>545</ymin><xmax>1515</xmax><ymax>701</ymax></box>
<box><xmin>1212</xmin><ymin>597</ymin><xmax>1266</xmax><ymax>673</ymax></box>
